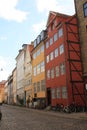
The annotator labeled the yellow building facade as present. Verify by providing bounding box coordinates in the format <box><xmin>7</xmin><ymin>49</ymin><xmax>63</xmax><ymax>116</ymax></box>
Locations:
<box><xmin>32</xmin><ymin>30</ymin><xmax>47</xmax><ymax>107</ymax></box>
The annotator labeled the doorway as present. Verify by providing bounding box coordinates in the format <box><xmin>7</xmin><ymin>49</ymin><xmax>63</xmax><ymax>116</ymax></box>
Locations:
<box><xmin>47</xmin><ymin>88</ymin><xmax>51</xmax><ymax>105</ymax></box>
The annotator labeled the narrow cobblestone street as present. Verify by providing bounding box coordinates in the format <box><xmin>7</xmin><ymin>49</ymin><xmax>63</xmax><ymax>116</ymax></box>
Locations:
<box><xmin>0</xmin><ymin>105</ymin><xmax>87</xmax><ymax>130</ymax></box>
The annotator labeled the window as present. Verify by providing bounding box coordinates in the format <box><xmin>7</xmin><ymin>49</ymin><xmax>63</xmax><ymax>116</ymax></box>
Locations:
<box><xmin>41</xmin><ymin>80</ymin><xmax>45</xmax><ymax>91</ymax></box>
<box><xmin>34</xmin><ymin>39</ymin><xmax>37</xmax><ymax>48</ymax></box>
<box><xmin>37</xmin><ymin>82</ymin><xmax>40</xmax><ymax>92</ymax></box>
<box><xmin>41</xmin><ymin>45</ymin><xmax>44</xmax><ymax>52</ymax></box>
<box><xmin>54</xmin><ymin>33</ymin><xmax>57</xmax><ymax>42</ymax></box>
<box><xmin>60</xmin><ymin>63</ymin><xmax>65</xmax><ymax>75</ymax></box>
<box><xmin>33</xmin><ymin>66</ymin><xmax>36</xmax><ymax>76</ymax></box>
<box><xmin>50</xmin><ymin>38</ymin><xmax>53</xmax><ymax>45</ymax></box>
<box><xmin>83</xmin><ymin>2</ymin><xmax>87</xmax><ymax>17</ymax></box>
<box><xmin>52</xmin><ymin>88</ymin><xmax>56</xmax><ymax>99</ymax></box>
<box><xmin>56</xmin><ymin>87</ymin><xmax>61</xmax><ymax>98</ymax></box>
<box><xmin>41</xmin><ymin>31</ymin><xmax>45</xmax><ymax>40</ymax></box>
<box><xmin>34</xmin><ymin>83</ymin><xmax>37</xmax><ymax>93</ymax></box>
<box><xmin>33</xmin><ymin>53</ymin><xmax>36</xmax><ymax>59</ymax></box>
<box><xmin>37</xmin><ymin>64</ymin><xmax>40</xmax><ymax>74</ymax></box>
<box><xmin>37</xmin><ymin>49</ymin><xmax>40</xmax><ymax>56</ymax></box>
<box><xmin>50</xmin><ymin>52</ymin><xmax>54</xmax><ymax>60</ymax></box>
<box><xmin>55</xmin><ymin>66</ymin><xmax>59</xmax><ymax>77</ymax></box>
<box><xmin>51</xmin><ymin>68</ymin><xmax>54</xmax><ymax>79</ymax></box>
<box><xmin>46</xmin><ymin>55</ymin><xmax>49</xmax><ymax>63</ymax></box>
<box><xmin>47</xmin><ymin>70</ymin><xmax>50</xmax><ymax>79</ymax></box>
<box><xmin>54</xmin><ymin>48</ymin><xmax>58</xmax><ymax>57</ymax></box>
<box><xmin>37</xmin><ymin>35</ymin><xmax>41</xmax><ymax>44</ymax></box>
<box><xmin>58</xmin><ymin>28</ymin><xmax>63</xmax><ymax>37</ymax></box>
<box><xmin>59</xmin><ymin>44</ymin><xmax>64</xmax><ymax>55</ymax></box>
<box><xmin>62</xmin><ymin>87</ymin><xmax>67</xmax><ymax>99</ymax></box>
<box><xmin>41</xmin><ymin>61</ymin><xmax>45</xmax><ymax>72</ymax></box>
<box><xmin>46</xmin><ymin>41</ymin><xmax>49</xmax><ymax>48</ymax></box>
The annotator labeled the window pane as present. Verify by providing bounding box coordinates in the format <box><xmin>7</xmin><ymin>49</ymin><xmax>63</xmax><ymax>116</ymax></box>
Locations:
<box><xmin>59</xmin><ymin>44</ymin><xmax>64</xmax><ymax>55</ymax></box>
<box><xmin>58</xmin><ymin>28</ymin><xmax>63</xmax><ymax>37</ymax></box>
<box><xmin>84</xmin><ymin>8</ymin><xmax>87</xmax><ymax>16</ymax></box>
<box><xmin>55</xmin><ymin>66</ymin><xmax>59</xmax><ymax>77</ymax></box>
<box><xmin>50</xmin><ymin>52</ymin><xmax>54</xmax><ymax>60</ymax></box>
<box><xmin>60</xmin><ymin>63</ymin><xmax>65</xmax><ymax>75</ymax></box>
<box><xmin>33</xmin><ymin>66</ymin><xmax>36</xmax><ymax>76</ymax></box>
<box><xmin>57</xmin><ymin>87</ymin><xmax>61</xmax><ymax>98</ymax></box>
<box><xmin>46</xmin><ymin>41</ymin><xmax>49</xmax><ymax>48</ymax></box>
<box><xmin>41</xmin><ymin>45</ymin><xmax>44</xmax><ymax>52</ymax></box>
<box><xmin>41</xmin><ymin>61</ymin><xmax>45</xmax><ymax>72</ymax></box>
<box><xmin>55</xmin><ymin>48</ymin><xmax>58</xmax><ymax>57</ymax></box>
<box><xmin>33</xmin><ymin>53</ymin><xmax>36</xmax><ymax>59</ymax></box>
<box><xmin>34</xmin><ymin>83</ymin><xmax>37</xmax><ymax>93</ymax></box>
<box><xmin>62</xmin><ymin>87</ymin><xmax>67</xmax><ymax>99</ymax></box>
<box><xmin>34</xmin><ymin>39</ymin><xmax>37</xmax><ymax>48</ymax></box>
<box><xmin>51</xmin><ymin>68</ymin><xmax>54</xmax><ymax>79</ymax></box>
<box><xmin>37</xmin><ymin>82</ymin><xmax>40</xmax><ymax>92</ymax></box>
<box><xmin>41</xmin><ymin>80</ymin><xmax>45</xmax><ymax>91</ymax></box>
<box><xmin>37</xmin><ymin>35</ymin><xmax>41</xmax><ymax>44</ymax></box>
<box><xmin>52</xmin><ymin>88</ymin><xmax>56</xmax><ymax>99</ymax></box>
<box><xmin>54</xmin><ymin>33</ymin><xmax>57</xmax><ymax>42</ymax></box>
<box><xmin>50</xmin><ymin>38</ymin><xmax>53</xmax><ymax>45</ymax></box>
<box><xmin>46</xmin><ymin>55</ymin><xmax>49</xmax><ymax>63</ymax></box>
<box><xmin>84</xmin><ymin>2</ymin><xmax>87</xmax><ymax>8</ymax></box>
<box><xmin>47</xmin><ymin>70</ymin><xmax>50</xmax><ymax>79</ymax></box>
<box><xmin>37</xmin><ymin>64</ymin><xmax>40</xmax><ymax>74</ymax></box>
<box><xmin>37</xmin><ymin>49</ymin><xmax>40</xmax><ymax>56</ymax></box>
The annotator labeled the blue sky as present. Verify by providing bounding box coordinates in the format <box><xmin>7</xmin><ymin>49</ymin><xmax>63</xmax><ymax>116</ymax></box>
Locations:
<box><xmin>0</xmin><ymin>0</ymin><xmax>75</xmax><ymax>81</ymax></box>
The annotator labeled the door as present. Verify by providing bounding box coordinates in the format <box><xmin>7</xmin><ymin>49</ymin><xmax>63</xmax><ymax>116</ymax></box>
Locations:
<box><xmin>47</xmin><ymin>88</ymin><xmax>51</xmax><ymax>105</ymax></box>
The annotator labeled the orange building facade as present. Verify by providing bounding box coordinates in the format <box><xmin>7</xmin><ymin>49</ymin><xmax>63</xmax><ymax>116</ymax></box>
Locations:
<box><xmin>45</xmin><ymin>11</ymin><xmax>85</xmax><ymax>107</ymax></box>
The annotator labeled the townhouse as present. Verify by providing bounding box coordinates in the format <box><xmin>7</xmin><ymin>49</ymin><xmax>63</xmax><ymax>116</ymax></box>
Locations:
<box><xmin>4</xmin><ymin>80</ymin><xmax>8</xmax><ymax>103</ymax></box>
<box><xmin>12</xmin><ymin>67</ymin><xmax>17</xmax><ymax>104</ymax></box>
<box><xmin>32</xmin><ymin>30</ymin><xmax>47</xmax><ymax>108</ymax></box>
<box><xmin>8</xmin><ymin>74</ymin><xmax>13</xmax><ymax>104</ymax></box>
<box><xmin>45</xmin><ymin>11</ymin><xmax>85</xmax><ymax>107</ymax></box>
<box><xmin>16</xmin><ymin>44</ymin><xmax>26</xmax><ymax>105</ymax></box>
<box><xmin>23</xmin><ymin>43</ymin><xmax>33</xmax><ymax>106</ymax></box>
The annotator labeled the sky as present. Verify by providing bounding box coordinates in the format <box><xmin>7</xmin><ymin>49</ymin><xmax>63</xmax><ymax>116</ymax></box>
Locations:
<box><xmin>0</xmin><ymin>0</ymin><xmax>75</xmax><ymax>81</ymax></box>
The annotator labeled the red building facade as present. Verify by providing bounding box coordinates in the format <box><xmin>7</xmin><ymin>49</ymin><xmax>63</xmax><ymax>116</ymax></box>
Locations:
<box><xmin>45</xmin><ymin>11</ymin><xmax>85</xmax><ymax>107</ymax></box>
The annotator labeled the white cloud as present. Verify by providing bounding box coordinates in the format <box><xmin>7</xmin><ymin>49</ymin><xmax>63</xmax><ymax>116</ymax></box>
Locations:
<box><xmin>36</xmin><ymin>0</ymin><xmax>75</xmax><ymax>15</ymax></box>
<box><xmin>32</xmin><ymin>21</ymin><xmax>46</xmax><ymax>34</ymax></box>
<box><xmin>0</xmin><ymin>56</ymin><xmax>15</xmax><ymax>81</ymax></box>
<box><xmin>0</xmin><ymin>36</ymin><xmax>7</xmax><ymax>40</ymax></box>
<box><xmin>0</xmin><ymin>0</ymin><xmax>29</xmax><ymax>22</ymax></box>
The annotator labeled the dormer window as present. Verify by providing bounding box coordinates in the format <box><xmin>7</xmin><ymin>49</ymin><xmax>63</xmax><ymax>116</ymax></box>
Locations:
<box><xmin>34</xmin><ymin>39</ymin><xmax>37</xmax><ymax>48</ymax></box>
<box><xmin>41</xmin><ymin>31</ymin><xmax>44</xmax><ymax>40</ymax></box>
<box><xmin>37</xmin><ymin>35</ymin><xmax>41</xmax><ymax>44</ymax></box>
<box><xmin>83</xmin><ymin>2</ymin><xmax>87</xmax><ymax>17</ymax></box>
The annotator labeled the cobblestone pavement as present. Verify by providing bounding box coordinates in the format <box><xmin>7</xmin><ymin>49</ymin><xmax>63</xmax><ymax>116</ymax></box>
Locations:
<box><xmin>0</xmin><ymin>105</ymin><xmax>87</xmax><ymax>130</ymax></box>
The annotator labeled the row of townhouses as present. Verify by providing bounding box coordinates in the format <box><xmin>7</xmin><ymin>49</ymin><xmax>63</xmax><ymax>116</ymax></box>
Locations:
<box><xmin>1</xmin><ymin>0</ymin><xmax>87</xmax><ymax>109</ymax></box>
